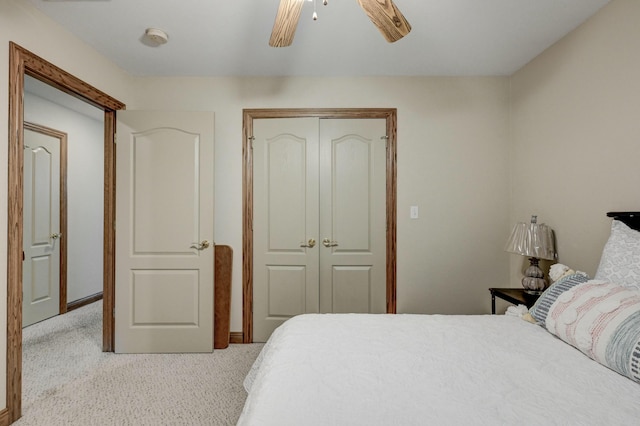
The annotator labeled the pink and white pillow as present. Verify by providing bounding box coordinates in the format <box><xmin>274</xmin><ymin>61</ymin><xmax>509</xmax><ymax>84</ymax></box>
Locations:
<box><xmin>546</xmin><ymin>281</ymin><xmax>640</xmax><ymax>384</ymax></box>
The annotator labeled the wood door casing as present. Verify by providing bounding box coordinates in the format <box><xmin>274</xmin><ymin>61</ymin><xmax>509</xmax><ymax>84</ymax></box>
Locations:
<box><xmin>242</xmin><ymin>109</ymin><xmax>398</xmax><ymax>343</ymax></box>
<box><xmin>7</xmin><ymin>42</ymin><xmax>125</xmax><ymax>423</ymax></box>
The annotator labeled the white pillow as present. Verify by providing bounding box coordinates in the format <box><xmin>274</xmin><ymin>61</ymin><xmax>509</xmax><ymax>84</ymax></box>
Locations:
<box><xmin>595</xmin><ymin>220</ymin><xmax>640</xmax><ymax>291</ymax></box>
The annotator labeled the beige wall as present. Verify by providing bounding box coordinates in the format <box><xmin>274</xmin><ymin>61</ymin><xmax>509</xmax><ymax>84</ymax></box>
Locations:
<box><xmin>128</xmin><ymin>76</ymin><xmax>511</xmax><ymax>328</ymax></box>
<box><xmin>509</xmin><ymin>0</ymin><xmax>640</xmax><ymax>282</ymax></box>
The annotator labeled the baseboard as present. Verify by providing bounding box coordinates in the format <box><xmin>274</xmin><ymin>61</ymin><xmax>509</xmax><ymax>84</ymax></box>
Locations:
<box><xmin>229</xmin><ymin>332</ymin><xmax>244</xmax><ymax>344</ymax></box>
<box><xmin>0</xmin><ymin>407</ymin><xmax>10</xmax><ymax>426</ymax></box>
<box><xmin>67</xmin><ymin>292</ymin><xmax>103</xmax><ymax>312</ymax></box>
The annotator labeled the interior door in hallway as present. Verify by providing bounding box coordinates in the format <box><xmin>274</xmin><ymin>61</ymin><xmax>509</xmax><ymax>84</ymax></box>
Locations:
<box><xmin>115</xmin><ymin>110</ymin><xmax>214</xmax><ymax>353</ymax></box>
<box><xmin>23</xmin><ymin>123</ymin><xmax>66</xmax><ymax>327</ymax></box>
<box><xmin>252</xmin><ymin>117</ymin><xmax>386</xmax><ymax>342</ymax></box>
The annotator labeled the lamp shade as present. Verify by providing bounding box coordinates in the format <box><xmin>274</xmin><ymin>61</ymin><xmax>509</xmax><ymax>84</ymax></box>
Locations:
<box><xmin>505</xmin><ymin>215</ymin><xmax>556</xmax><ymax>261</ymax></box>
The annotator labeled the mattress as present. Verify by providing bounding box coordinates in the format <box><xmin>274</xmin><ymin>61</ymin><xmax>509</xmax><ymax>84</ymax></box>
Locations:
<box><xmin>239</xmin><ymin>313</ymin><xmax>640</xmax><ymax>425</ymax></box>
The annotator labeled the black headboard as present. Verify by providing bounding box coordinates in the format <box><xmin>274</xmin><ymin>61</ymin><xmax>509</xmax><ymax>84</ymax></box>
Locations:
<box><xmin>607</xmin><ymin>212</ymin><xmax>640</xmax><ymax>231</ymax></box>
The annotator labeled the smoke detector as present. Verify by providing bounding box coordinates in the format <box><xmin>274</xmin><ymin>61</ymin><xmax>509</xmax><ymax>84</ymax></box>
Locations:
<box><xmin>144</xmin><ymin>28</ymin><xmax>169</xmax><ymax>46</ymax></box>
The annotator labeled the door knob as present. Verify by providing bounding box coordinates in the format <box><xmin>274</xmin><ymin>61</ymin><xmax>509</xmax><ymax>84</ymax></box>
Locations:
<box><xmin>322</xmin><ymin>238</ymin><xmax>338</xmax><ymax>247</ymax></box>
<box><xmin>300</xmin><ymin>238</ymin><xmax>316</xmax><ymax>248</ymax></box>
<box><xmin>50</xmin><ymin>233</ymin><xmax>62</xmax><ymax>240</ymax></box>
<box><xmin>191</xmin><ymin>240</ymin><xmax>211</xmax><ymax>250</ymax></box>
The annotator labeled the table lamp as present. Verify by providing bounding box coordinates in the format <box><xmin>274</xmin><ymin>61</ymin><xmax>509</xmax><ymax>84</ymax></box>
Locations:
<box><xmin>505</xmin><ymin>215</ymin><xmax>557</xmax><ymax>294</ymax></box>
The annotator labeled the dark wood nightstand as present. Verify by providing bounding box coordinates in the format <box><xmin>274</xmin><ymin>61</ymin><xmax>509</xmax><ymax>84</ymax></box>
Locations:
<box><xmin>489</xmin><ymin>288</ymin><xmax>541</xmax><ymax>314</ymax></box>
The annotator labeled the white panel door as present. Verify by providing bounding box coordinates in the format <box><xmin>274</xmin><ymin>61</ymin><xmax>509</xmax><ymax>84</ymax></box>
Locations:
<box><xmin>319</xmin><ymin>119</ymin><xmax>387</xmax><ymax>314</ymax></box>
<box><xmin>116</xmin><ymin>111</ymin><xmax>214</xmax><ymax>353</ymax></box>
<box><xmin>253</xmin><ymin>117</ymin><xmax>387</xmax><ymax>342</ymax></box>
<box><xmin>23</xmin><ymin>127</ymin><xmax>62</xmax><ymax>327</ymax></box>
<box><xmin>253</xmin><ymin>118</ymin><xmax>320</xmax><ymax>342</ymax></box>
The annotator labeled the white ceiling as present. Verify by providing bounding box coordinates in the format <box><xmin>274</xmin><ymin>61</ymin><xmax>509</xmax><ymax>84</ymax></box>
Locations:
<box><xmin>29</xmin><ymin>0</ymin><xmax>611</xmax><ymax>77</ymax></box>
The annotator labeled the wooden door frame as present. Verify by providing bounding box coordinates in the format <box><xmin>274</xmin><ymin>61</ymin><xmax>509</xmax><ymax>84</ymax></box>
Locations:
<box><xmin>242</xmin><ymin>108</ymin><xmax>398</xmax><ymax>343</ymax></box>
<box><xmin>23</xmin><ymin>121</ymin><xmax>69</xmax><ymax>318</ymax></box>
<box><xmin>7</xmin><ymin>42</ymin><xmax>125</xmax><ymax>423</ymax></box>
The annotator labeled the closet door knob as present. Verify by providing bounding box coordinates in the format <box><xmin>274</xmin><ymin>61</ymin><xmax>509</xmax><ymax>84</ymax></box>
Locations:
<box><xmin>322</xmin><ymin>238</ymin><xmax>338</xmax><ymax>247</ymax></box>
<box><xmin>300</xmin><ymin>238</ymin><xmax>316</xmax><ymax>248</ymax></box>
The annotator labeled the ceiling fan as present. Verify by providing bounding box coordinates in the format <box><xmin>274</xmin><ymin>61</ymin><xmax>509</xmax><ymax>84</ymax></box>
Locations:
<box><xmin>269</xmin><ymin>0</ymin><xmax>411</xmax><ymax>47</ymax></box>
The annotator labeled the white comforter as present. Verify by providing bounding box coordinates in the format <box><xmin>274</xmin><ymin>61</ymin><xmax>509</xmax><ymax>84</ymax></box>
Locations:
<box><xmin>238</xmin><ymin>314</ymin><xmax>640</xmax><ymax>425</ymax></box>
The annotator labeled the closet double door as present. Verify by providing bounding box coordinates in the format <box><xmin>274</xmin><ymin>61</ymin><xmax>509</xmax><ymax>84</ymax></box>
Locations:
<box><xmin>253</xmin><ymin>118</ymin><xmax>387</xmax><ymax>342</ymax></box>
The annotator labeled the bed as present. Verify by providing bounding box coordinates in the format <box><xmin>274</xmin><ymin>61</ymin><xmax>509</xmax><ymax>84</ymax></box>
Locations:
<box><xmin>238</xmin><ymin>212</ymin><xmax>640</xmax><ymax>425</ymax></box>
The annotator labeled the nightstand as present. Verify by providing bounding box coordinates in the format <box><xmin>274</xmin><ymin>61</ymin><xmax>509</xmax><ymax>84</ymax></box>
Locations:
<box><xmin>489</xmin><ymin>288</ymin><xmax>541</xmax><ymax>314</ymax></box>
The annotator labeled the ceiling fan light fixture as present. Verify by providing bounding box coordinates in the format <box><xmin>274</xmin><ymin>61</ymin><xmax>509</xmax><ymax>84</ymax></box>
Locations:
<box><xmin>270</xmin><ymin>0</ymin><xmax>409</xmax><ymax>47</ymax></box>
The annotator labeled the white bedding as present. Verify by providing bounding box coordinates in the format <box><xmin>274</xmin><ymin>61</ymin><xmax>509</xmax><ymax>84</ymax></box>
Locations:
<box><xmin>238</xmin><ymin>313</ymin><xmax>640</xmax><ymax>425</ymax></box>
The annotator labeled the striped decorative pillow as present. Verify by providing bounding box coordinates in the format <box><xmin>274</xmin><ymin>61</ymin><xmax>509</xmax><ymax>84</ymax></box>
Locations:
<box><xmin>529</xmin><ymin>273</ymin><xmax>590</xmax><ymax>325</ymax></box>
<box><xmin>545</xmin><ymin>281</ymin><xmax>640</xmax><ymax>384</ymax></box>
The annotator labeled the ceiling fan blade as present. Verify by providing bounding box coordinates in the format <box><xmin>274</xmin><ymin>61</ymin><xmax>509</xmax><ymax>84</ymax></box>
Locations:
<box><xmin>269</xmin><ymin>0</ymin><xmax>305</xmax><ymax>47</ymax></box>
<box><xmin>357</xmin><ymin>0</ymin><xmax>411</xmax><ymax>43</ymax></box>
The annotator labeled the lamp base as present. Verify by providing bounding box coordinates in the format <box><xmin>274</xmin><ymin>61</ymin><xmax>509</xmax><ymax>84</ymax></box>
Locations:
<box><xmin>521</xmin><ymin>257</ymin><xmax>547</xmax><ymax>293</ymax></box>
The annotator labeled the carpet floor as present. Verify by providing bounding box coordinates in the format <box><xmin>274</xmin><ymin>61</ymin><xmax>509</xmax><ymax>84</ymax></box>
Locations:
<box><xmin>16</xmin><ymin>301</ymin><xmax>263</xmax><ymax>425</ymax></box>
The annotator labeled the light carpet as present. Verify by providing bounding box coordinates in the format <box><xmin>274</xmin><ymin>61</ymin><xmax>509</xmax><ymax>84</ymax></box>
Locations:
<box><xmin>17</xmin><ymin>301</ymin><xmax>263</xmax><ymax>426</ymax></box>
